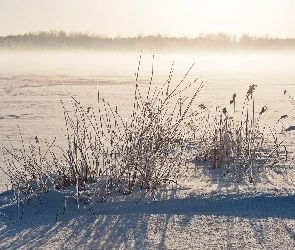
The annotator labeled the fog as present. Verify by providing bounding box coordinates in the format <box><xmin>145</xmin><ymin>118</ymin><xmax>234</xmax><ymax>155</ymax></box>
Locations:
<box><xmin>1</xmin><ymin>49</ymin><xmax>295</xmax><ymax>76</ymax></box>
<box><xmin>0</xmin><ymin>50</ymin><xmax>295</xmax><ymax>146</ymax></box>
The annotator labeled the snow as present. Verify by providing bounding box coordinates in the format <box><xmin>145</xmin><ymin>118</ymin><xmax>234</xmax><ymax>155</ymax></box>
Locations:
<box><xmin>1</xmin><ymin>51</ymin><xmax>295</xmax><ymax>249</ymax></box>
<box><xmin>1</xmin><ymin>163</ymin><xmax>295</xmax><ymax>249</ymax></box>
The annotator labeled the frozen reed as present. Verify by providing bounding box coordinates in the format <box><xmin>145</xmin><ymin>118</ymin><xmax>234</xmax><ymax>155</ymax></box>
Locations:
<box><xmin>0</xmin><ymin>57</ymin><xmax>290</xmax><ymax>220</ymax></box>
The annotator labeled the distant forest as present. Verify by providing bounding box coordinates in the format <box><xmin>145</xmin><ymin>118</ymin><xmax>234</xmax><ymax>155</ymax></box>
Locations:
<box><xmin>1</xmin><ymin>30</ymin><xmax>295</xmax><ymax>51</ymax></box>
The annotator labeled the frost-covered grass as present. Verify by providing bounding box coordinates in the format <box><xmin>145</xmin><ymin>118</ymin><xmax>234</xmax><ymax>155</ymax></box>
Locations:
<box><xmin>194</xmin><ymin>84</ymin><xmax>288</xmax><ymax>184</ymax></box>
<box><xmin>1</xmin><ymin>58</ymin><xmax>295</xmax><ymax>249</ymax></box>
<box><xmin>0</xmin><ymin>58</ymin><xmax>207</xmax><ymax>217</ymax></box>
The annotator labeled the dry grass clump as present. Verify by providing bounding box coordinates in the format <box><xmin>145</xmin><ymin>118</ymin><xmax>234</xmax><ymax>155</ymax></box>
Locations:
<box><xmin>0</xmin><ymin>131</ymin><xmax>60</xmax><ymax>218</ymax></box>
<box><xmin>0</xmin><ymin>57</ymin><xmax>290</xmax><ymax>220</ymax></box>
<box><xmin>106</xmin><ymin>62</ymin><xmax>204</xmax><ymax>200</ymax></box>
<box><xmin>194</xmin><ymin>84</ymin><xmax>287</xmax><ymax>183</ymax></box>
<box><xmin>58</xmin><ymin>56</ymin><xmax>205</xmax><ymax>203</ymax></box>
<box><xmin>1</xmin><ymin>56</ymin><xmax>205</xmax><ymax>219</ymax></box>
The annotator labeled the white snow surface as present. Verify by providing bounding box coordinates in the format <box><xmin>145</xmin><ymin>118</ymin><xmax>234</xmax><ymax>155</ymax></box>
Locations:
<box><xmin>1</xmin><ymin>165</ymin><xmax>295</xmax><ymax>249</ymax></box>
<box><xmin>1</xmin><ymin>51</ymin><xmax>295</xmax><ymax>249</ymax></box>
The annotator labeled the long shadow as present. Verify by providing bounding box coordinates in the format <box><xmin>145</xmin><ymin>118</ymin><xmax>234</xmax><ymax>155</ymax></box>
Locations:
<box><xmin>1</xmin><ymin>189</ymin><xmax>295</xmax><ymax>249</ymax></box>
<box><xmin>94</xmin><ymin>193</ymin><xmax>295</xmax><ymax>219</ymax></box>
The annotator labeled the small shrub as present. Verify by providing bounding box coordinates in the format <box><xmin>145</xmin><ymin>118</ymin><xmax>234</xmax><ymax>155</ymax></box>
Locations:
<box><xmin>1</xmin><ymin>131</ymin><xmax>59</xmax><ymax>218</ymax></box>
<box><xmin>195</xmin><ymin>84</ymin><xmax>287</xmax><ymax>183</ymax></box>
<box><xmin>59</xmin><ymin>56</ymin><xmax>205</xmax><ymax>202</ymax></box>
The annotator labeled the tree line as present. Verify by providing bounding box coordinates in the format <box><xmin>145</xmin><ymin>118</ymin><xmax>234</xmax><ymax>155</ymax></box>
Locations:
<box><xmin>0</xmin><ymin>30</ymin><xmax>295</xmax><ymax>51</ymax></box>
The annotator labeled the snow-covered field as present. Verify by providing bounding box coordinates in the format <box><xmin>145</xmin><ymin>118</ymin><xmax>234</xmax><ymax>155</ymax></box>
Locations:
<box><xmin>1</xmin><ymin>51</ymin><xmax>295</xmax><ymax>249</ymax></box>
<box><xmin>1</xmin><ymin>165</ymin><xmax>295</xmax><ymax>249</ymax></box>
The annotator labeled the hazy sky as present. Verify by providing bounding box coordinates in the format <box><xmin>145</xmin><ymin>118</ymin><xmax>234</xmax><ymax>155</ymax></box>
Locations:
<box><xmin>1</xmin><ymin>0</ymin><xmax>295</xmax><ymax>38</ymax></box>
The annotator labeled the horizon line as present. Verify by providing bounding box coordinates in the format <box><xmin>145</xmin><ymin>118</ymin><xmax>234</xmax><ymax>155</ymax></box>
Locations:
<box><xmin>1</xmin><ymin>30</ymin><xmax>295</xmax><ymax>40</ymax></box>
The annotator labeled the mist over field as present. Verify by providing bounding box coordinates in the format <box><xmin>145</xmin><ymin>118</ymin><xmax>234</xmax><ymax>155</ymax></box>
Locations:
<box><xmin>1</xmin><ymin>49</ymin><xmax>295</xmax><ymax>146</ymax></box>
<box><xmin>1</xmin><ymin>35</ymin><xmax>295</xmax><ymax>250</ymax></box>
<box><xmin>1</xmin><ymin>48</ymin><xmax>295</xmax><ymax>172</ymax></box>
